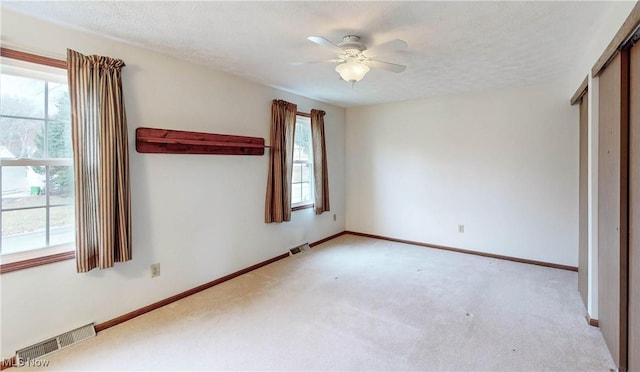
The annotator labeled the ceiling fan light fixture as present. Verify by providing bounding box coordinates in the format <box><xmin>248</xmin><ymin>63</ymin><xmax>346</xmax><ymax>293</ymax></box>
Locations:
<box><xmin>335</xmin><ymin>62</ymin><xmax>370</xmax><ymax>83</ymax></box>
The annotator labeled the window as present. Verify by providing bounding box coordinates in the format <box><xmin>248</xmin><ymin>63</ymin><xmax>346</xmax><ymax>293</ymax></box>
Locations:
<box><xmin>292</xmin><ymin>115</ymin><xmax>313</xmax><ymax>208</ymax></box>
<box><xmin>0</xmin><ymin>56</ymin><xmax>75</xmax><ymax>259</ymax></box>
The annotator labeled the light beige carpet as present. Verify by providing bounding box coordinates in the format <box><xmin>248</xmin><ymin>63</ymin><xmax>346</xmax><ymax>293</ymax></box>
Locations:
<box><xmin>20</xmin><ymin>234</ymin><xmax>614</xmax><ymax>371</ymax></box>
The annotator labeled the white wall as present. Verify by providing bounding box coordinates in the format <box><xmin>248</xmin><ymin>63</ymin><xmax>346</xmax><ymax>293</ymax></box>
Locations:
<box><xmin>0</xmin><ymin>10</ymin><xmax>345</xmax><ymax>357</ymax></box>
<box><xmin>346</xmin><ymin>82</ymin><xmax>578</xmax><ymax>267</ymax></box>
<box><xmin>565</xmin><ymin>1</ymin><xmax>636</xmax><ymax>320</ymax></box>
<box><xmin>566</xmin><ymin>1</ymin><xmax>637</xmax><ymax>96</ymax></box>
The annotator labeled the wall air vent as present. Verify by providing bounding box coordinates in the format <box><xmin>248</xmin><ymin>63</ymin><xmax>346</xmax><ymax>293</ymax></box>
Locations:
<box><xmin>15</xmin><ymin>323</ymin><xmax>96</xmax><ymax>364</ymax></box>
<box><xmin>289</xmin><ymin>243</ymin><xmax>311</xmax><ymax>255</ymax></box>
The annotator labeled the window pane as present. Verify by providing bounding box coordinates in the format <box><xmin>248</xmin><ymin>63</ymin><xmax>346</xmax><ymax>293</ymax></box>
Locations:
<box><xmin>0</xmin><ymin>117</ymin><xmax>45</xmax><ymax>158</ymax></box>
<box><xmin>301</xmin><ymin>182</ymin><xmax>312</xmax><ymax>202</ymax></box>
<box><xmin>294</xmin><ymin>120</ymin><xmax>311</xmax><ymax>156</ymax></box>
<box><xmin>293</xmin><ymin>117</ymin><xmax>312</xmax><ymax>162</ymax></box>
<box><xmin>292</xmin><ymin>115</ymin><xmax>313</xmax><ymax>206</ymax></box>
<box><xmin>48</xmin><ymin>166</ymin><xmax>74</xmax><ymax>196</ymax></box>
<box><xmin>50</xmin><ymin>194</ymin><xmax>74</xmax><ymax>206</ymax></box>
<box><xmin>1</xmin><ymin>208</ymin><xmax>46</xmax><ymax>254</ymax></box>
<box><xmin>2</xmin><ymin>166</ymin><xmax>46</xmax><ymax>209</ymax></box>
<box><xmin>49</xmin><ymin>205</ymin><xmax>75</xmax><ymax>246</ymax></box>
<box><xmin>47</xmin><ymin>83</ymin><xmax>69</xmax><ymax>120</ymax></box>
<box><xmin>47</xmin><ymin>86</ymin><xmax>72</xmax><ymax>158</ymax></box>
<box><xmin>1</xmin><ymin>63</ymin><xmax>74</xmax><ymax>255</ymax></box>
<box><xmin>0</xmin><ymin>74</ymin><xmax>45</xmax><ymax>118</ymax></box>
<box><xmin>292</xmin><ymin>163</ymin><xmax>302</xmax><ymax>183</ymax></box>
<box><xmin>47</xmin><ymin>120</ymin><xmax>72</xmax><ymax>158</ymax></box>
<box><xmin>292</xmin><ymin>183</ymin><xmax>302</xmax><ymax>204</ymax></box>
<box><xmin>301</xmin><ymin>163</ymin><xmax>312</xmax><ymax>182</ymax></box>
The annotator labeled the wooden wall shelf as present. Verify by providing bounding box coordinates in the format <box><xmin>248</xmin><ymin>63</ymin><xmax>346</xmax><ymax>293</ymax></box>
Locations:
<box><xmin>136</xmin><ymin>127</ymin><xmax>267</xmax><ymax>156</ymax></box>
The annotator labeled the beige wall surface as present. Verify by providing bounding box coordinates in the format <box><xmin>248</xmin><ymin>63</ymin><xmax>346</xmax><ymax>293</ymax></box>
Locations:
<box><xmin>346</xmin><ymin>82</ymin><xmax>578</xmax><ymax>266</ymax></box>
<box><xmin>0</xmin><ymin>9</ymin><xmax>346</xmax><ymax>357</ymax></box>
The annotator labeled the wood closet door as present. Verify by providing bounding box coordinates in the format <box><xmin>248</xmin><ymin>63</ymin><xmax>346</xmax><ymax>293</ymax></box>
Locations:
<box><xmin>578</xmin><ymin>93</ymin><xmax>589</xmax><ymax>309</ymax></box>
<box><xmin>598</xmin><ymin>50</ymin><xmax>629</xmax><ymax>370</ymax></box>
<box><xmin>628</xmin><ymin>41</ymin><xmax>640</xmax><ymax>372</ymax></box>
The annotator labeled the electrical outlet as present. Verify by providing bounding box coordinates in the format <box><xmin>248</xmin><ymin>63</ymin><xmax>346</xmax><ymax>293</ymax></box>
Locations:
<box><xmin>458</xmin><ymin>224</ymin><xmax>465</xmax><ymax>233</ymax></box>
<box><xmin>151</xmin><ymin>263</ymin><xmax>160</xmax><ymax>278</ymax></box>
<box><xmin>333</xmin><ymin>214</ymin><xmax>337</xmax><ymax>221</ymax></box>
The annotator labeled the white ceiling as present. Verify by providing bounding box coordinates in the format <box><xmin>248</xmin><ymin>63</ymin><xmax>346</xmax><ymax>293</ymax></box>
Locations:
<box><xmin>1</xmin><ymin>1</ymin><xmax>615</xmax><ymax>108</ymax></box>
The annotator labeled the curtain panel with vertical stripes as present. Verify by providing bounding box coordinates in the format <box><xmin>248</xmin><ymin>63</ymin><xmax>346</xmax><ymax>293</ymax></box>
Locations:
<box><xmin>67</xmin><ymin>49</ymin><xmax>131</xmax><ymax>273</ymax></box>
<box><xmin>265</xmin><ymin>99</ymin><xmax>297</xmax><ymax>223</ymax></box>
<box><xmin>310</xmin><ymin>109</ymin><xmax>330</xmax><ymax>214</ymax></box>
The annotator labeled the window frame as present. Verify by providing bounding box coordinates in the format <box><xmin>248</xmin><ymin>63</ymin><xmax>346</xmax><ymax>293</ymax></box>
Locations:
<box><xmin>291</xmin><ymin>113</ymin><xmax>314</xmax><ymax>211</ymax></box>
<box><xmin>0</xmin><ymin>47</ymin><xmax>75</xmax><ymax>274</ymax></box>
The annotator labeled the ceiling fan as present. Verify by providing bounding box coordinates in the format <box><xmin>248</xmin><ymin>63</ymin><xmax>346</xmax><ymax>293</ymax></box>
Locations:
<box><xmin>306</xmin><ymin>35</ymin><xmax>408</xmax><ymax>85</ymax></box>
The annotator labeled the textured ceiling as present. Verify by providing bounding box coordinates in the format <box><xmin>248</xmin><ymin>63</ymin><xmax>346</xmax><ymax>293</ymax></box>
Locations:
<box><xmin>1</xmin><ymin>1</ymin><xmax>616</xmax><ymax>108</ymax></box>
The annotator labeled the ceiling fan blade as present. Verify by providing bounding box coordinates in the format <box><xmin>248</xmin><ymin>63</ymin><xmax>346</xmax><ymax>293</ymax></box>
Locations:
<box><xmin>307</xmin><ymin>36</ymin><xmax>345</xmax><ymax>54</ymax></box>
<box><xmin>364</xmin><ymin>39</ymin><xmax>408</xmax><ymax>57</ymax></box>
<box><xmin>290</xmin><ymin>59</ymin><xmax>342</xmax><ymax>66</ymax></box>
<box><xmin>367</xmin><ymin>59</ymin><xmax>407</xmax><ymax>73</ymax></box>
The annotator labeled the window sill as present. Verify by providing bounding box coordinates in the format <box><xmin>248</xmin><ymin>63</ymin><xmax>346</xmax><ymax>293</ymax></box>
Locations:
<box><xmin>292</xmin><ymin>203</ymin><xmax>314</xmax><ymax>212</ymax></box>
<box><xmin>0</xmin><ymin>244</ymin><xmax>75</xmax><ymax>274</ymax></box>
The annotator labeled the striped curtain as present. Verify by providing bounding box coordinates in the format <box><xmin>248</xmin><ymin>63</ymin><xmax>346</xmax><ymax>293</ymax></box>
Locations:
<box><xmin>67</xmin><ymin>49</ymin><xmax>131</xmax><ymax>273</ymax></box>
<box><xmin>310</xmin><ymin>109</ymin><xmax>330</xmax><ymax>214</ymax></box>
<box><xmin>265</xmin><ymin>99</ymin><xmax>297</xmax><ymax>223</ymax></box>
